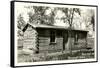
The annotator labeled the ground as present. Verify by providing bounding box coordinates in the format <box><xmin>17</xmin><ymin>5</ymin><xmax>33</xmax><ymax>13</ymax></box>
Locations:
<box><xmin>17</xmin><ymin>37</ymin><xmax>94</xmax><ymax>63</ymax></box>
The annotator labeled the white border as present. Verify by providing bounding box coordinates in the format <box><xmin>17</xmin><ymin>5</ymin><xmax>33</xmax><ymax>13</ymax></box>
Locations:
<box><xmin>14</xmin><ymin>1</ymin><xmax>97</xmax><ymax>66</ymax></box>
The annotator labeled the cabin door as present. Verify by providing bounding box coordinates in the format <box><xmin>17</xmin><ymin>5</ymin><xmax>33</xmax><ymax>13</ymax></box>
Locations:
<box><xmin>63</xmin><ymin>31</ymin><xmax>68</xmax><ymax>50</ymax></box>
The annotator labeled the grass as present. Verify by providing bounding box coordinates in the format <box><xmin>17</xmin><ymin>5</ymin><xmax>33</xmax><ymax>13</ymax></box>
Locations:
<box><xmin>18</xmin><ymin>49</ymin><xmax>94</xmax><ymax>63</ymax></box>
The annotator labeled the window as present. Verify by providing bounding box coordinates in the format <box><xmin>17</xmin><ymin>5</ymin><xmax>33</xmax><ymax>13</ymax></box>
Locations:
<box><xmin>57</xmin><ymin>30</ymin><xmax>62</xmax><ymax>37</ymax></box>
<box><xmin>50</xmin><ymin>31</ymin><xmax>55</xmax><ymax>43</ymax></box>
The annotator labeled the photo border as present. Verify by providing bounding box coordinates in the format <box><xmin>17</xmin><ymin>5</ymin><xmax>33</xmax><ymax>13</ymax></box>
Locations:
<box><xmin>10</xmin><ymin>1</ymin><xmax>98</xmax><ymax>67</ymax></box>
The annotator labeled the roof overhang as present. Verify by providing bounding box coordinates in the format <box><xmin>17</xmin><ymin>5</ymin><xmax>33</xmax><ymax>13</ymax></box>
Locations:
<box><xmin>23</xmin><ymin>23</ymin><xmax>89</xmax><ymax>32</ymax></box>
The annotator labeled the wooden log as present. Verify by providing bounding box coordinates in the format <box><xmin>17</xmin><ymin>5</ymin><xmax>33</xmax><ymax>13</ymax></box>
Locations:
<box><xmin>39</xmin><ymin>40</ymin><xmax>49</xmax><ymax>43</ymax></box>
<box><xmin>39</xmin><ymin>43</ymin><xmax>49</xmax><ymax>46</ymax></box>
<box><xmin>39</xmin><ymin>37</ymin><xmax>50</xmax><ymax>39</ymax></box>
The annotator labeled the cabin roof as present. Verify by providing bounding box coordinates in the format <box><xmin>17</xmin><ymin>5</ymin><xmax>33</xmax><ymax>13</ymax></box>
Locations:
<box><xmin>23</xmin><ymin>23</ymin><xmax>89</xmax><ymax>32</ymax></box>
<box><xmin>29</xmin><ymin>23</ymin><xmax>68</xmax><ymax>29</ymax></box>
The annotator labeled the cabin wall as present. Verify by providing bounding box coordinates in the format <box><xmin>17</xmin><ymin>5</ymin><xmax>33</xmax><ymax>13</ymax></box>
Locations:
<box><xmin>77</xmin><ymin>31</ymin><xmax>88</xmax><ymax>49</ymax></box>
<box><xmin>37</xmin><ymin>29</ymin><xmax>63</xmax><ymax>53</ymax></box>
<box><xmin>23</xmin><ymin>26</ymin><xmax>38</xmax><ymax>52</ymax></box>
<box><xmin>70</xmin><ymin>31</ymin><xmax>88</xmax><ymax>50</ymax></box>
<box><xmin>55</xmin><ymin>37</ymin><xmax>63</xmax><ymax>50</ymax></box>
<box><xmin>37</xmin><ymin>29</ymin><xmax>88</xmax><ymax>52</ymax></box>
<box><xmin>38</xmin><ymin>37</ymin><xmax>50</xmax><ymax>52</ymax></box>
<box><xmin>55</xmin><ymin>30</ymin><xmax>63</xmax><ymax>51</ymax></box>
<box><xmin>23</xmin><ymin>26</ymin><xmax>88</xmax><ymax>53</ymax></box>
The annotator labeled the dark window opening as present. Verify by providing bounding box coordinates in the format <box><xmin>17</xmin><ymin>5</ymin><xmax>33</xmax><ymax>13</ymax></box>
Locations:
<box><xmin>50</xmin><ymin>31</ymin><xmax>55</xmax><ymax>43</ymax></box>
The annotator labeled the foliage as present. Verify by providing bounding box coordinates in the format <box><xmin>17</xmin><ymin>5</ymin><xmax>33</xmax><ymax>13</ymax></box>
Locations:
<box><xmin>61</xmin><ymin>8</ymin><xmax>81</xmax><ymax>28</ymax></box>
<box><xmin>28</xmin><ymin>6</ymin><xmax>56</xmax><ymax>25</ymax></box>
<box><xmin>82</xmin><ymin>9</ymin><xmax>95</xmax><ymax>31</ymax></box>
<box><xmin>17</xmin><ymin>14</ymin><xmax>26</xmax><ymax>37</ymax></box>
<box><xmin>91</xmin><ymin>15</ymin><xmax>95</xmax><ymax>31</ymax></box>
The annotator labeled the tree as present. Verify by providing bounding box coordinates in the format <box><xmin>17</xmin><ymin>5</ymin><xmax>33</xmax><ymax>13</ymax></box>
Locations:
<box><xmin>17</xmin><ymin>14</ymin><xmax>26</xmax><ymax>37</ymax></box>
<box><xmin>61</xmin><ymin>8</ymin><xmax>81</xmax><ymax>28</ymax></box>
<box><xmin>28</xmin><ymin>6</ymin><xmax>57</xmax><ymax>25</ymax></box>
<box><xmin>83</xmin><ymin>9</ymin><xmax>95</xmax><ymax>31</ymax></box>
<box><xmin>47</xmin><ymin>8</ymin><xmax>57</xmax><ymax>25</ymax></box>
<box><xmin>60</xmin><ymin>8</ymin><xmax>81</xmax><ymax>52</ymax></box>
<box><xmin>28</xmin><ymin>6</ymin><xmax>49</xmax><ymax>24</ymax></box>
<box><xmin>27</xmin><ymin>6</ymin><xmax>57</xmax><ymax>53</ymax></box>
<box><xmin>91</xmin><ymin>15</ymin><xmax>95</xmax><ymax>31</ymax></box>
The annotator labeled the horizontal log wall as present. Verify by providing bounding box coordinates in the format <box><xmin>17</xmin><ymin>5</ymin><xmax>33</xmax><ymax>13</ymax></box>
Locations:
<box><xmin>38</xmin><ymin>37</ymin><xmax>50</xmax><ymax>51</ymax></box>
<box><xmin>23</xmin><ymin>26</ymin><xmax>37</xmax><ymax>50</ymax></box>
<box><xmin>38</xmin><ymin>37</ymin><xmax>63</xmax><ymax>52</ymax></box>
<box><xmin>22</xmin><ymin>27</ymin><xmax>88</xmax><ymax>53</ymax></box>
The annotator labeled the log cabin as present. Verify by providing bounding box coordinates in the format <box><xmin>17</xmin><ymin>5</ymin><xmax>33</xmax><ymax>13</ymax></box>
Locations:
<box><xmin>22</xmin><ymin>23</ymin><xmax>88</xmax><ymax>54</ymax></box>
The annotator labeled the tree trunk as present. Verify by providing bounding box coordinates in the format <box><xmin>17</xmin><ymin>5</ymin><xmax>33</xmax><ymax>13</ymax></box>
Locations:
<box><xmin>67</xmin><ymin>30</ymin><xmax>73</xmax><ymax>54</ymax></box>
